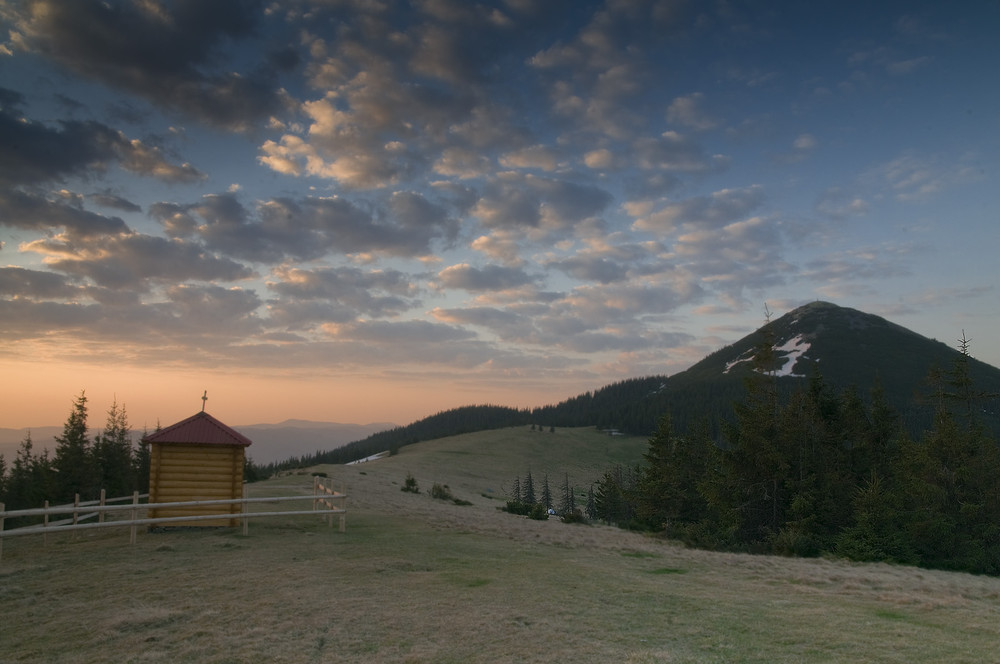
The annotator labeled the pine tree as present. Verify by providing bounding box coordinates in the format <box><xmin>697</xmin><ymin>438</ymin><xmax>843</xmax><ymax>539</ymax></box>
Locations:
<box><xmin>92</xmin><ymin>398</ymin><xmax>135</xmax><ymax>498</ymax></box>
<box><xmin>523</xmin><ymin>470</ymin><xmax>536</xmax><ymax>505</ymax></box>
<box><xmin>943</xmin><ymin>332</ymin><xmax>997</xmax><ymax>432</ymax></box>
<box><xmin>53</xmin><ymin>391</ymin><xmax>96</xmax><ymax>502</ymax></box>
<box><xmin>636</xmin><ymin>414</ymin><xmax>708</xmax><ymax>534</ymax></box>
<box><xmin>558</xmin><ymin>472</ymin><xmax>575</xmax><ymax>515</ymax></box>
<box><xmin>585</xmin><ymin>484</ymin><xmax>596</xmax><ymax>520</ymax></box>
<box><xmin>5</xmin><ymin>433</ymin><xmax>54</xmax><ymax>514</ymax></box>
<box><xmin>835</xmin><ymin>472</ymin><xmax>915</xmax><ymax>564</ymax></box>
<box><xmin>593</xmin><ymin>465</ymin><xmax>638</xmax><ymax>527</ymax></box>
<box><xmin>714</xmin><ymin>322</ymin><xmax>788</xmax><ymax>548</ymax></box>
<box><xmin>541</xmin><ymin>473</ymin><xmax>552</xmax><ymax>510</ymax></box>
<box><xmin>133</xmin><ymin>429</ymin><xmax>151</xmax><ymax>493</ymax></box>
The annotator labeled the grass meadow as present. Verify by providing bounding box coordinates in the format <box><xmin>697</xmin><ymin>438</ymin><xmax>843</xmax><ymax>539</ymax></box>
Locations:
<box><xmin>2</xmin><ymin>426</ymin><xmax>1000</xmax><ymax>663</ymax></box>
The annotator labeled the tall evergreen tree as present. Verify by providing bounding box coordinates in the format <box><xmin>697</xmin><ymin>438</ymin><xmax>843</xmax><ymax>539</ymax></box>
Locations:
<box><xmin>541</xmin><ymin>473</ymin><xmax>552</xmax><ymax>510</ymax></box>
<box><xmin>133</xmin><ymin>428</ymin><xmax>151</xmax><ymax>493</ymax></box>
<box><xmin>593</xmin><ymin>465</ymin><xmax>638</xmax><ymax>527</ymax></box>
<box><xmin>585</xmin><ymin>484</ymin><xmax>596</xmax><ymax>520</ymax></box>
<box><xmin>713</xmin><ymin>323</ymin><xmax>787</xmax><ymax>549</ymax></box>
<box><xmin>558</xmin><ymin>472</ymin><xmax>575</xmax><ymax>515</ymax></box>
<box><xmin>92</xmin><ymin>398</ymin><xmax>135</xmax><ymax>498</ymax></box>
<box><xmin>636</xmin><ymin>414</ymin><xmax>708</xmax><ymax>534</ymax></box>
<box><xmin>53</xmin><ymin>391</ymin><xmax>96</xmax><ymax>502</ymax></box>
<box><xmin>835</xmin><ymin>472</ymin><xmax>915</xmax><ymax>564</ymax></box>
<box><xmin>5</xmin><ymin>433</ymin><xmax>54</xmax><ymax>514</ymax></box>
<box><xmin>523</xmin><ymin>470</ymin><xmax>536</xmax><ymax>505</ymax></box>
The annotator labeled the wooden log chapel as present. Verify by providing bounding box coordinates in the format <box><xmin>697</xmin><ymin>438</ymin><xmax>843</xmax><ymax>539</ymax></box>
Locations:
<box><xmin>144</xmin><ymin>399</ymin><xmax>252</xmax><ymax>528</ymax></box>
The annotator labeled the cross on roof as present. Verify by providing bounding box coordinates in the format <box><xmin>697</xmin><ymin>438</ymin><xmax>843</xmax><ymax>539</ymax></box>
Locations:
<box><xmin>201</xmin><ymin>390</ymin><xmax>208</xmax><ymax>412</ymax></box>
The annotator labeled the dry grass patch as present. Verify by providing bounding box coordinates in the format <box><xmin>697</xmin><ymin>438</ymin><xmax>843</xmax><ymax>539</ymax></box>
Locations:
<box><xmin>2</xmin><ymin>428</ymin><xmax>1000</xmax><ymax>662</ymax></box>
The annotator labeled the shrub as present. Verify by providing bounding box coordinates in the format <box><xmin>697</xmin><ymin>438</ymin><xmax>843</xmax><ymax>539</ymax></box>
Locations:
<box><xmin>431</xmin><ymin>483</ymin><xmax>454</xmax><ymax>500</ymax></box>
<box><xmin>529</xmin><ymin>503</ymin><xmax>549</xmax><ymax>520</ymax></box>
<box><xmin>560</xmin><ymin>508</ymin><xmax>588</xmax><ymax>524</ymax></box>
<box><xmin>773</xmin><ymin>526</ymin><xmax>821</xmax><ymax>558</ymax></box>
<box><xmin>503</xmin><ymin>500</ymin><xmax>532</xmax><ymax>515</ymax></box>
<box><xmin>401</xmin><ymin>473</ymin><xmax>420</xmax><ymax>493</ymax></box>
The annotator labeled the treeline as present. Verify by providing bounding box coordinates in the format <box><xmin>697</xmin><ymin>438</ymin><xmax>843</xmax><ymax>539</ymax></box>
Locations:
<box><xmin>0</xmin><ymin>392</ymin><xmax>151</xmax><ymax>520</ymax></box>
<box><xmin>591</xmin><ymin>334</ymin><xmax>1000</xmax><ymax>575</ymax></box>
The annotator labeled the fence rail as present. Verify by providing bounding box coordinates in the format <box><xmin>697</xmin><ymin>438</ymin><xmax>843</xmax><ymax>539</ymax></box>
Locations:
<box><xmin>313</xmin><ymin>476</ymin><xmax>346</xmax><ymax>530</ymax></box>
<box><xmin>0</xmin><ymin>478</ymin><xmax>346</xmax><ymax>562</ymax></box>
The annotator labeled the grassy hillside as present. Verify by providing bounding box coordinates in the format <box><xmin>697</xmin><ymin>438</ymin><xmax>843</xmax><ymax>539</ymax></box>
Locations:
<box><xmin>3</xmin><ymin>428</ymin><xmax>1000</xmax><ymax>663</ymax></box>
<box><xmin>368</xmin><ymin>425</ymin><xmax>648</xmax><ymax>499</ymax></box>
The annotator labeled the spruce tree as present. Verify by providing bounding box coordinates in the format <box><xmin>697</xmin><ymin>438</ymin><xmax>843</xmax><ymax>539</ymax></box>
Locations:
<box><xmin>53</xmin><ymin>391</ymin><xmax>96</xmax><ymax>502</ymax></box>
<box><xmin>585</xmin><ymin>485</ymin><xmax>596</xmax><ymax>520</ymax></box>
<box><xmin>636</xmin><ymin>414</ymin><xmax>708</xmax><ymax>535</ymax></box>
<box><xmin>541</xmin><ymin>473</ymin><xmax>552</xmax><ymax>510</ymax></box>
<box><xmin>133</xmin><ymin>429</ymin><xmax>151</xmax><ymax>493</ymax></box>
<box><xmin>558</xmin><ymin>472</ymin><xmax>575</xmax><ymax>515</ymax></box>
<box><xmin>523</xmin><ymin>470</ymin><xmax>536</xmax><ymax>505</ymax></box>
<box><xmin>715</xmin><ymin>322</ymin><xmax>788</xmax><ymax>548</ymax></box>
<box><xmin>6</xmin><ymin>433</ymin><xmax>53</xmax><ymax>513</ymax></box>
<box><xmin>92</xmin><ymin>398</ymin><xmax>135</xmax><ymax>498</ymax></box>
<box><xmin>593</xmin><ymin>465</ymin><xmax>638</xmax><ymax>527</ymax></box>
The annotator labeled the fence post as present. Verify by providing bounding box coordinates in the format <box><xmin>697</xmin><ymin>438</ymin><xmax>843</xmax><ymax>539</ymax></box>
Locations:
<box><xmin>242</xmin><ymin>484</ymin><xmax>249</xmax><ymax>537</ymax></box>
<box><xmin>43</xmin><ymin>500</ymin><xmax>49</xmax><ymax>547</ymax></box>
<box><xmin>326</xmin><ymin>479</ymin><xmax>334</xmax><ymax>528</ymax></box>
<box><xmin>129</xmin><ymin>491</ymin><xmax>138</xmax><ymax>546</ymax></box>
<box><xmin>0</xmin><ymin>501</ymin><xmax>5</xmax><ymax>562</ymax></box>
<box><xmin>99</xmin><ymin>489</ymin><xmax>106</xmax><ymax>524</ymax></box>
<box><xmin>73</xmin><ymin>494</ymin><xmax>80</xmax><ymax>540</ymax></box>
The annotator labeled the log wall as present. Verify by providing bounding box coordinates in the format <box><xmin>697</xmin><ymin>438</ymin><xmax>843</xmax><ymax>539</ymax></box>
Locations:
<box><xmin>149</xmin><ymin>443</ymin><xmax>245</xmax><ymax>527</ymax></box>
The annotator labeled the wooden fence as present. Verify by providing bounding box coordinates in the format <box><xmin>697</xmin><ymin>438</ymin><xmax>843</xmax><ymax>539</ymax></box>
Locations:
<box><xmin>313</xmin><ymin>475</ymin><xmax>346</xmax><ymax>530</ymax></box>
<box><xmin>0</xmin><ymin>477</ymin><xmax>346</xmax><ymax>562</ymax></box>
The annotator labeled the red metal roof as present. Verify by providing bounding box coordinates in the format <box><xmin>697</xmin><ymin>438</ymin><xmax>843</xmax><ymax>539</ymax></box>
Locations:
<box><xmin>143</xmin><ymin>411</ymin><xmax>252</xmax><ymax>447</ymax></box>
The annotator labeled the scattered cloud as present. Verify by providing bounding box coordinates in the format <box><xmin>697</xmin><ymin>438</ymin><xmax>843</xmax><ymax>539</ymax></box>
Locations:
<box><xmin>1</xmin><ymin>1</ymin><xmax>998</xmax><ymax>423</ymax></box>
<box><xmin>436</xmin><ymin>263</ymin><xmax>536</xmax><ymax>292</ymax></box>
<box><xmin>633</xmin><ymin>185</ymin><xmax>765</xmax><ymax>234</ymax></box>
<box><xmin>5</xmin><ymin>0</ymin><xmax>287</xmax><ymax>131</ymax></box>
<box><xmin>666</xmin><ymin>93</ymin><xmax>718</xmax><ymax>131</ymax></box>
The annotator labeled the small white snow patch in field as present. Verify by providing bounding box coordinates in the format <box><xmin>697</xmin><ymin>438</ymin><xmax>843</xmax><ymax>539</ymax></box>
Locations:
<box><xmin>346</xmin><ymin>451</ymin><xmax>390</xmax><ymax>465</ymax></box>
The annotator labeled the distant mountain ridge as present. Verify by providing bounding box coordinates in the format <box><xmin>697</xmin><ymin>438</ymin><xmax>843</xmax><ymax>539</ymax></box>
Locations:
<box><xmin>288</xmin><ymin>301</ymin><xmax>1000</xmax><ymax>468</ymax></box>
<box><xmin>233</xmin><ymin>421</ymin><xmax>394</xmax><ymax>463</ymax></box>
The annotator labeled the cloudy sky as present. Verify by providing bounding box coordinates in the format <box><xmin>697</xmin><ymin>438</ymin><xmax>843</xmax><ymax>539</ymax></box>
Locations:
<box><xmin>1</xmin><ymin>0</ymin><xmax>998</xmax><ymax>431</ymax></box>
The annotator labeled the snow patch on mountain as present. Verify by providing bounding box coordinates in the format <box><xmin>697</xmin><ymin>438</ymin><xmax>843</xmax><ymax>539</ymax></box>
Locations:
<box><xmin>723</xmin><ymin>335</ymin><xmax>811</xmax><ymax>377</ymax></box>
<box><xmin>725</xmin><ymin>351</ymin><xmax>754</xmax><ymax>374</ymax></box>
<box><xmin>774</xmin><ymin>335</ymin><xmax>810</xmax><ymax>377</ymax></box>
